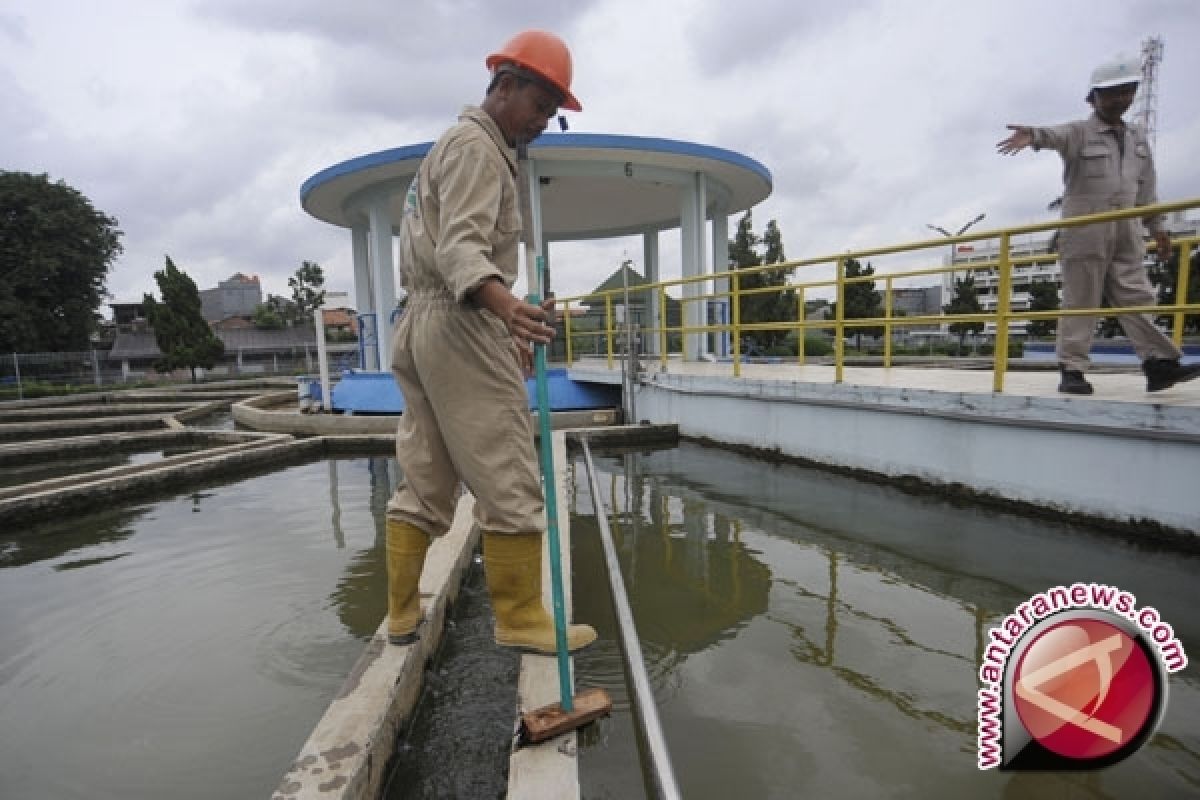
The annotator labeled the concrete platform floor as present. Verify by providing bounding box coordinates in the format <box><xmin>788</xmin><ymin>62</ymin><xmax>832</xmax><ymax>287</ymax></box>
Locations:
<box><xmin>577</xmin><ymin>357</ymin><xmax>1200</xmax><ymax>409</ymax></box>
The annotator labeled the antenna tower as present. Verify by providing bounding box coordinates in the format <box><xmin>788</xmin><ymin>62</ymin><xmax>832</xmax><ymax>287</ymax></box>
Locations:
<box><xmin>1135</xmin><ymin>36</ymin><xmax>1164</xmax><ymax>150</ymax></box>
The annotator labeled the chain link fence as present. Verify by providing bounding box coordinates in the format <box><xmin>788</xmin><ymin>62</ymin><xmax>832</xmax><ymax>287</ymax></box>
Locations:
<box><xmin>0</xmin><ymin>345</ymin><xmax>362</xmax><ymax>400</ymax></box>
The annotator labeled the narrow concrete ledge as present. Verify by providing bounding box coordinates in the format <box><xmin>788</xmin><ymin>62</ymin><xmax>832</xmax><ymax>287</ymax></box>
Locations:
<box><xmin>565</xmin><ymin>423</ymin><xmax>679</xmax><ymax>450</ymax></box>
<box><xmin>508</xmin><ymin>433</ymin><xmax>583</xmax><ymax>800</ymax></box>
<box><xmin>0</xmin><ymin>414</ymin><xmax>170</xmax><ymax>443</ymax></box>
<box><xmin>0</xmin><ymin>428</ymin><xmax>236</xmax><ymax>465</ymax></box>
<box><xmin>0</xmin><ymin>402</ymin><xmax>196</xmax><ymax>423</ymax></box>
<box><xmin>0</xmin><ymin>436</ymin><xmax>318</xmax><ymax>525</ymax></box>
<box><xmin>0</xmin><ymin>434</ymin><xmax>293</xmax><ymax>503</ymax></box>
<box><xmin>270</xmin><ymin>432</ymin><xmax>599</xmax><ymax>800</ymax></box>
<box><xmin>318</xmin><ymin>434</ymin><xmax>398</xmax><ymax>455</ymax></box>
<box><xmin>233</xmin><ymin>391</ymin><xmax>620</xmax><ymax>436</ymax></box>
<box><xmin>0</xmin><ymin>380</ymin><xmax>287</xmax><ymax>411</ymax></box>
<box><xmin>508</xmin><ymin>655</ymin><xmax>582</xmax><ymax>798</ymax></box>
<box><xmin>234</xmin><ymin>392</ymin><xmax>402</xmax><ymax>435</ymax></box>
<box><xmin>273</xmin><ymin>497</ymin><xmax>480</xmax><ymax>800</ymax></box>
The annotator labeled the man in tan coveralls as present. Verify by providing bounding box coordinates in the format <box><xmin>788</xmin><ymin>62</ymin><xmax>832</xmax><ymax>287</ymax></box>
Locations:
<box><xmin>382</xmin><ymin>30</ymin><xmax>596</xmax><ymax>654</ymax></box>
<box><xmin>997</xmin><ymin>55</ymin><xmax>1200</xmax><ymax>395</ymax></box>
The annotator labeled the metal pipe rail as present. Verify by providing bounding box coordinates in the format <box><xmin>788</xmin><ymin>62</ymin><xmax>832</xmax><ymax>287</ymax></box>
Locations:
<box><xmin>557</xmin><ymin>196</ymin><xmax>1200</xmax><ymax>390</ymax></box>
<box><xmin>579</xmin><ymin>437</ymin><xmax>682</xmax><ymax>800</ymax></box>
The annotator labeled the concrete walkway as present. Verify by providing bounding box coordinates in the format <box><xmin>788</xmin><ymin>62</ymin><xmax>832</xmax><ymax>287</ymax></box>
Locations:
<box><xmin>272</xmin><ymin>430</ymin><xmax>602</xmax><ymax>800</ymax></box>
<box><xmin>579</xmin><ymin>356</ymin><xmax>1200</xmax><ymax>409</ymax></box>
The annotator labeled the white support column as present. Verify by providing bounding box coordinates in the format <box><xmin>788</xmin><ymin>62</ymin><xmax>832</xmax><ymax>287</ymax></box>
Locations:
<box><xmin>711</xmin><ymin>210</ymin><xmax>730</xmax><ymax>357</ymax></box>
<box><xmin>351</xmin><ymin>224</ymin><xmax>377</xmax><ymax>370</ymax></box>
<box><xmin>523</xmin><ymin>157</ymin><xmax>546</xmax><ymax>298</ymax></box>
<box><xmin>679</xmin><ymin>172</ymin><xmax>709</xmax><ymax>361</ymax></box>
<box><xmin>368</xmin><ymin>197</ymin><xmax>397</xmax><ymax>372</ymax></box>
<box><xmin>643</xmin><ymin>231</ymin><xmax>660</xmax><ymax>356</ymax></box>
<box><xmin>315</xmin><ymin>308</ymin><xmax>332</xmax><ymax>411</ymax></box>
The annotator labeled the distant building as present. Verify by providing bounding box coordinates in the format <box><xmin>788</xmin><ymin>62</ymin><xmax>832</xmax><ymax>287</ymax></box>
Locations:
<box><xmin>200</xmin><ymin>273</ymin><xmax>262</xmax><ymax>322</ymax></box>
<box><xmin>110</xmin><ymin>302</ymin><xmax>149</xmax><ymax>333</ymax></box>
<box><xmin>212</xmin><ymin>316</ymin><xmax>256</xmax><ymax>332</ymax></box>
<box><xmin>106</xmin><ymin>326</ymin><xmax>357</xmax><ymax>380</ymax></box>
<box><xmin>583</xmin><ymin>263</ymin><xmax>682</xmax><ymax>328</ymax></box>
<box><xmin>890</xmin><ymin>286</ymin><xmax>943</xmax><ymax>333</ymax></box>
<box><xmin>321</xmin><ymin>308</ymin><xmax>359</xmax><ymax>336</ymax></box>
<box><xmin>943</xmin><ymin>211</ymin><xmax>1199</xmax><ymax>335</ymax></box>
<box><xmin>573</xmin><ymin>263</ymin><xmax>683</xmax><ymax>357</ymax></box>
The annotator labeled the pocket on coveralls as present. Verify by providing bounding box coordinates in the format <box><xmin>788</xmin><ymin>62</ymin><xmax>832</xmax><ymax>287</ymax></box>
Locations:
<box><xmin>1080</xmin><ymin>144</ymin><xmax>1108</xmax><ymax>179</ymax></box>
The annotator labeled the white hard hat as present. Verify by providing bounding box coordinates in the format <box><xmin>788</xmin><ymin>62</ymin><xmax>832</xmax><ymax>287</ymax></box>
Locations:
<box><xmin>1088</xmin><ymin>54</ymin><xmax>1141</xmax><ymax>93</ymax></box>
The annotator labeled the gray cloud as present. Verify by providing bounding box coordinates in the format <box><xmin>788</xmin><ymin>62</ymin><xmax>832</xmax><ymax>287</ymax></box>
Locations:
<box><xmin>4</xmin><ymin>0</ymin><xmax>1197</xmax><ymax>311</ymax></box>
<box><xmin>0</xmin><ymin>11</ymin><xmax>27</xmax><ymax>43</ymax></box>
<box><xmin>684</xmin><ymin>0</ymin><xmax>870</xmax><ymax>77</ymax></box>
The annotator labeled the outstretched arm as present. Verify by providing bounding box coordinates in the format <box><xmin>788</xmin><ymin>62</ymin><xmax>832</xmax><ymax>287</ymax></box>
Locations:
<box><xmin>996</xmin><ymin>125</ymin><xmax>1034</xmax><ymax>155</ymax></box>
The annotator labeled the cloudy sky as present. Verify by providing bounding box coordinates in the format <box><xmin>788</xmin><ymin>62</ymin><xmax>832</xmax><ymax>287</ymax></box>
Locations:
<box><xmin>4</xmin><ymin>0</ymin><xmax>1198</xmax><ymax>312</ymax></box>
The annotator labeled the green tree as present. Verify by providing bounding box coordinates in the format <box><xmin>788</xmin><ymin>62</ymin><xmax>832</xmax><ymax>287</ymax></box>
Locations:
<box><xmin>288</xmin><ymin>260</ymin><xmax>326</xmax><ymax>325</ymax></box>
<box><xmin>143</xmin><ymin>256</ymin><xmax>224</xmax><ymax>381</ymax></box>
<box><xmin>1026</xmin><ymin>279</ymin><xmax>1060</xmax><ymax>338</ymax></box>
<box><xmin>0</xmin><ymin>171</ymin><xmax>123</xmax><ymax>351</ymax></box>
<box><xmin>942</xmin><ymin>275</ymin><xmax>985</xmax><ymax>352</ymax></box>
<box><xmin>830</xmin><ymin>258</ymin><xmax>883</xmax><ymax>350</ymax></box>
<box><xmin>730</xmin><ymin>213</ymin><xmax>796</xmax><ymax>352</ymax></box>
<box><xmin>252</xmin><ymin>303</ymin><xmax>284</xmax><ymax>330</ymax></box>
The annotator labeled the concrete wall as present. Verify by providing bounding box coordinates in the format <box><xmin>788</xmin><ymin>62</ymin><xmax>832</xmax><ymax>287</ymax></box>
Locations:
<box><xmin>632</xmin><ymin>371</ymin><xmax>1199</xmax><ymax>535</ymax></box>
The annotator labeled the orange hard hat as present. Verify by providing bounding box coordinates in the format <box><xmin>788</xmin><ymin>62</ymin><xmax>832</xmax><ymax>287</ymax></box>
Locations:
<box><xmin>486</xmin><ymin>30</ymin><xmax>581</xmax><ymax>112</ymax></box>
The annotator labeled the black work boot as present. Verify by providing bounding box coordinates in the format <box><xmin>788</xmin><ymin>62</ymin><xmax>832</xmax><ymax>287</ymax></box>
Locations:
<box><xmin>1143</xmin><ymin>358</ymin><xmax>1200</xmax><ymax>392</ymax></box>
<box><xmin>1057</xmin><ymin>367</ymin><xmax>1094</xmax><ymax>395</ymax></box>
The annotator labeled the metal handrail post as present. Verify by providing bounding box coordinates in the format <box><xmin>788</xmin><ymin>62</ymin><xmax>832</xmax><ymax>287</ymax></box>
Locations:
<box><xmin>993</xmin><ymin>233</ymin><xmax>1013</xmax><ymax>393</ymax></box>
<box><xmin>1171</xmin><ymin>236</ymin><xmax>1195</xmax><ymax>347</ymax></box>
<box><xmin>796</xmin><ymin>287</ymin><xmax>806</xmax><ymax>365</ymax></box>
<box><xmin>605</xmin><ymin>295</ymin><xmax>614</xmax><ymax>370</ymax></box>
<box><xmin>835</xmin><ymin>257</ymin><xmax>846</xmax><ymax>384</ymax></box>
<box><xmin>564</xmin><ymin>299</ymin><xmax>574</xmax><ymax>365</ymax></box>
<box><xmin>883</xmin><ymin>277</ymin><xmax>894</xmax><ymax>367</ymax></box>
<box><xmin>659</xmin><ymin>287</ymin><xmax>668</xmax><ymax>370</ymax></box>
<box><xmin>731</xmin><ymin>272</ymin><xmax>742</xmax><ymax>378</ymax></box>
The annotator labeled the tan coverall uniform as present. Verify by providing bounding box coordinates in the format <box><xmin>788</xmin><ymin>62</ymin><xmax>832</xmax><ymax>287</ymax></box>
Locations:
<box><xmin>1031</xmin><ymin>113</ymin><xmax>1180</xmax><ymax>371</ymax></box>
<box><xmin>385</xmin><ymin>106</ymin><xmax>544</xmax><ymax>537</ymax></box>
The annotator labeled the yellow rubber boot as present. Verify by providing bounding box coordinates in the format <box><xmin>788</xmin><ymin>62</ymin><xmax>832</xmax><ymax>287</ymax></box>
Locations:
<box><xmin>482</xmin><ymin>531</ymin><xmax>597</xmax><ymax>654</ymax></box>
<box><xmin>386</xmin><ymin>519</ymin><xmax>430</xmax><ymax>645</ymax></box>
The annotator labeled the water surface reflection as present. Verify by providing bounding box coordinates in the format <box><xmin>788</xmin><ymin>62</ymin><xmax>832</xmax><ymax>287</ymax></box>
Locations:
<box><xmin>573</xmin><ymin>442</ymin><xmax>1200</xmax><ymax>799</ymax></box>
<box><xmin>0</xmin><ymin>456</ymin><xmax>397</xmax><ymax>800</ymax></box>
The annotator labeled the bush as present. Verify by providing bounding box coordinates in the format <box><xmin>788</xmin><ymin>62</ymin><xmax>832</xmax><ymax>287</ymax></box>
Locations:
<box><xmin>978</xmin><ymin>341</ymin><xmax>1024</xmax><ymax>357</ymax></box>
<box><xmin>803</xmin><ymin>335</ymin><xmax>833</xmax><ymax>357</ymax></box>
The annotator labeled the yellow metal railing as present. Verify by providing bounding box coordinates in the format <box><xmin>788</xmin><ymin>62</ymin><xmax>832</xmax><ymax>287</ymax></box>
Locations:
<box><xmin>556</xmin><ymin>198</ymin><xmax>1200</xmax><ymax>392</ymax></box>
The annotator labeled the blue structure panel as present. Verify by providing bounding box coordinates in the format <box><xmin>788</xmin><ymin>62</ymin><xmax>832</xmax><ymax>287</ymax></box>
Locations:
<box><xmin>328</xmin><ymin>368</ymin><xmax>618</xmax><ymax>414</ymax></box>
<box><xmin>330</xmin><ymin>371</ymin><xmax>405</xmax><ymax>414</ymax></box>
<box><xmin>525</xmin><ymin>368</ymin><xmax>620</xmax><ymax>411</ymax></box>
<box><xmin>1023</xmin><ymin>342</ymin><xmax>1198</xmax><ymax>365</ymax></box>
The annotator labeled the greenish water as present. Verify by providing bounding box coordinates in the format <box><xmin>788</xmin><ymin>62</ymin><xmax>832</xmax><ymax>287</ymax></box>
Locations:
<box><xmin>571</xmin><ymin>443</ymin><xmax>1200</xmax><ymax>800</ymax></box>
<box><xmin>187</xmin><ymin>410</ymin><xmax>236</xmax><ymax>430</ymax></box>
<box><xmin>2</xmin><ymin>441</ymin><xmax>1196</xmax><ymax>799</ymax></box>
<box><xmin>0</xmin><ymin>457</ymin><xmax>395</xmax><ymax>800</ymax></box>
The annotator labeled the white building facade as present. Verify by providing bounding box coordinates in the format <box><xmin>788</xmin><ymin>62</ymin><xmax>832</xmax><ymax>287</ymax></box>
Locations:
<box><xmin>941</xmin><ymin>211</ymin><xmax>1199</xmax><ymax>335</ymax></box>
